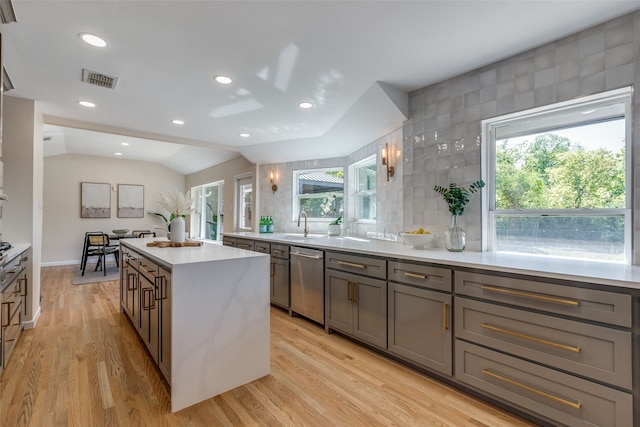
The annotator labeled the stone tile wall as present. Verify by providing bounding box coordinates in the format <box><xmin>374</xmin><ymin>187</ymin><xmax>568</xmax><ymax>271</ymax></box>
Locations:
<box><xmin>403</xmin><ymin>11</ymin><xmax>640</xmax><ymax>255</ymax></box>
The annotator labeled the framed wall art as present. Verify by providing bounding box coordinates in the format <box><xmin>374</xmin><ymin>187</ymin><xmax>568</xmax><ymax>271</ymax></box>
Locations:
<box><xmin>118</xmin><ymin>184</ymin><xmax>144</xmax><ymax>218</ymax></box>
<box><xmin>81</xmin><ymin>182</ymin><xmax>111</xmax><ymax>218</ymax></box>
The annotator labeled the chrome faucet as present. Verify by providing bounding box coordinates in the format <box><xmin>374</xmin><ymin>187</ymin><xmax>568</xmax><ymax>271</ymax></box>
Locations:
<box><xmin>297</xmin><ymin>210</ymin><xmax>309</xmax><ymax>237</ymax></box>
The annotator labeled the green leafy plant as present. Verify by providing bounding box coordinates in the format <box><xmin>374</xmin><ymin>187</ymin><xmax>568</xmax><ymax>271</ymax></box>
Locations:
<box><xmin>329</xmin><ymin>215</ymin><xmax>342</xmax><ymax>226</ymax></box>
<box><xmin>434</xmin><ymin>180</ymin><xmax>485</xmax><ymax>216</ymax></box>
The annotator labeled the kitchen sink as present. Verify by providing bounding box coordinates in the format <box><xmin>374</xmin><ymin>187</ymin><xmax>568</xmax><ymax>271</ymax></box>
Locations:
<box><xmin>283</xmin><ymin>233</ymin><xmax>326</xmax><ymax>240</ymax></box>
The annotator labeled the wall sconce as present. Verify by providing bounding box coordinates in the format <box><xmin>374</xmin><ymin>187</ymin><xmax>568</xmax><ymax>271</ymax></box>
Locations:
<box><xmin>381</xmin><ymin>143</ymin><xmax>395</xmax><ymax>181</ymax></box>
<box><xmin>270</xmin><ymin>170</ymin><xmax>278</xmax><ymax>193</ymax></box>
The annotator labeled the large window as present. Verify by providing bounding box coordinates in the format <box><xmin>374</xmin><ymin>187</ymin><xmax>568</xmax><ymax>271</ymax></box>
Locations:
<box><xmin>484</xmin><ymin>87</ymin><xmax>631</xmax><ymax>263</ymax></box>
<box><xmin>191</xmin><ymin>181</ymin><xmax>224</xmax><ymax>241</ymax></box>
<box><xmin>353</xmin><ymin>156</ymin><xmax>376</xmax><ymax>221</ymax></box>
<box><xmin>293</xmin><ymin>167</ymin><xmax>344</xmax><ymax>221</ymax></box>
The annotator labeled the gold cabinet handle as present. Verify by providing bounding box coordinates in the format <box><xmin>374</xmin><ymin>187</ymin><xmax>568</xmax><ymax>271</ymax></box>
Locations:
<box><xmin>404</xmin><ymin>272</ymin><xmax>427</xmax><ymax>279</ymax></box>
<box><xmin>482</xmin><ymin>369</ymin><xmax>582</xmax><ymax>410</ymax></box>
<box><xmin>481</xmin><ymin>285</ymin><xmax>580</xmax><ymax>306</ymax></box>
<box><xmin>482</xmin><ymin>323</ymin><xmax>581</xmax><ymax>353</ymax></box>
<box><xmin>338</xmin><ymin>260</ymin><xmax>366</xmax><ymax>269</ymax></box>
<box><xmin>443</xmin><ymin>304</ymin><xmax>448</xmax><ymax>330</ymax></box>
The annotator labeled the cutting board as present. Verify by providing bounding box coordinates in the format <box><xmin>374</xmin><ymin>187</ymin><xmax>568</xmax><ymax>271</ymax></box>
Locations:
<box><xmin>146</xmin><ymin>240</ymin><xmax>203</xmax><ymax>248</ymax></box>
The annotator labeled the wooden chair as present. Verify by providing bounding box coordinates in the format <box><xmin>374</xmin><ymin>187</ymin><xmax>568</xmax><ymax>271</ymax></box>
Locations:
<box><xmin>137</xmin><ymin>231</ymin><xmax>156</xmax><ymax>238</ymax></box>
<box><xmin>81</xmin><ymin>232</ymin><xmax>119</xmax><ymax>276</ymax></box>
<box><xmin>132</xmin><ymin>230</ymin><xmax>153</xmax><ymax>237</ymax></box>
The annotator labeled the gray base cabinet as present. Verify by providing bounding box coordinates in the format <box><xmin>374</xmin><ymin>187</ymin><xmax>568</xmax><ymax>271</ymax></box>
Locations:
<box><xmin>270</xmin><ymin>244</ymin><xmax>290</xmax><ymax>309</ymax></box>
<box><xmin>120</xmin><ymin>246</ymin><xmax>172</xmax><ymax>384</ymax></box>
<box><xmin>0</xmin><ymin>249</ymin><xmax>28</xmax><ymax>378</ymax></box>
<box><xmin>454</xmin><ymin>270</ymin><xmax>634</xmax><ymax>426</ymax></box>
<box><xmin>388</xmin><ymin>283</ymin><xmax>452</xmax><ymax>375</ymax></box>
<box><xmin>325</xmin><ymin>252</ymin><xmax>387</xmax><ymax>349</ymax></box>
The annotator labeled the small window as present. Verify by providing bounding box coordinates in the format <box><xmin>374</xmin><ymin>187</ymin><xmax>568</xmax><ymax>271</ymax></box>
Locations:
<box><xmin>293</xmin><ymin>167</ymin><xmax>344</xmax><ymax>221</ymax></box>
<box><xmin>484</xmin><ymin>87</ymin><xmax>631</xmax><ymax>263</ymax></box>
<box><xmin>354</xmin><ymin>156</ymin><xmax>376</xmax><ymax>221</ymax></box>
<box><xmin>236</xmin><ymin>175</ymin><xmax>252</xmax><ymax>231</ymax></box>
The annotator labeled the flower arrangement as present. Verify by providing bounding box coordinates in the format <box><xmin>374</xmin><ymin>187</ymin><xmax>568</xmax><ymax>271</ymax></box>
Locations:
<box><xmin>433</xmin><ymin>180</ymin><xmax>485</xmax><ymax>216</ymax></box>
<box><xmin>330</xmin><ymin>215</ymin><xmax>342</xmax><ymax>226</ymax></box>
<box><xmin>150</xmin><ymin>188</ymin><xmax>195</xmax><ymax>232</ymax></box>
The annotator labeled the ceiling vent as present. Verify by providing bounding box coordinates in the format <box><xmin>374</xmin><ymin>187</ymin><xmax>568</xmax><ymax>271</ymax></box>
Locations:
<box><xmin>82</xmin><ymin>69</ymin><xmax>118</xmax><ymax>89</ymax></box>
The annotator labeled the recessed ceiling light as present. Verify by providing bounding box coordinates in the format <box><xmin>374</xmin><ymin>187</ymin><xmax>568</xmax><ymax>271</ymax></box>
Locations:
<box><xmin>239</xmin><ymin>133</ymin><xmax>250</xmax><ymax>138</ymax></box>
<box><xmin>172</xmin><ymin>119</ymin><xmax>185</xmax><ymax>125</ymax></box>
<box><xmin>120</xmin><ymin>142</ymin><xmax>129</xmax><ymax>146</ymax></box>
<box><xmin>298</xmin><ymin>101</ymin><xmax>313</xmax><ymax>109</ymax></box>
<box><xmin>115</xmin><ymin>152</ymin><xmax>123</xmax><ymax>156</ymax></box>
<box><xmin>214</xmin><ymin>75</ymin><xmax>233</xmax><ymax>85</ymax></box>
<box><xmin>77</xmin><ymin>100</ymin><xmax>95</xmax><ymax>108</ymax></box>
<box><xmin>79</xmin><ymin>33</ymin><xmax>108</xmax><ymax>48</ymax></box>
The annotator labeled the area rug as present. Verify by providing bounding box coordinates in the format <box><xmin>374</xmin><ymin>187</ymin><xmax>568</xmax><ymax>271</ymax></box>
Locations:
<box><xmin>72</xmin><ymin>264</ymin><xmax>120</xmax><ymax>285</ymax></box>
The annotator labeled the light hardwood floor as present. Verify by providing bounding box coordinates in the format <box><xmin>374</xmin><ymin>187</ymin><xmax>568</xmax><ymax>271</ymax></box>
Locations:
<box><xmin>0</xmin><ymin>265</ymin><xmax>539</xmax><ymax>426</ymax></box>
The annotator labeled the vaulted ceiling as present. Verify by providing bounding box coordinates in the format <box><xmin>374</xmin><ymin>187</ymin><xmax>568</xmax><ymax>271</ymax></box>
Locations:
<box><xmin>4</xmin><ymin>1</ymin><xmax>639</xmax><ymax>174</ymax></box>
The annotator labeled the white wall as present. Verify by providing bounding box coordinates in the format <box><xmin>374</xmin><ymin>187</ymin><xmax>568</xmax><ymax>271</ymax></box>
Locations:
<box><xmin>43</xmin><ymin>153</ymin><xmax>185</xmax><ymax>265</ymax></box>
<box><xmin>3</xmin><ymin>95</ymin><xmax>44</xmax><ymax>327</ymax></box>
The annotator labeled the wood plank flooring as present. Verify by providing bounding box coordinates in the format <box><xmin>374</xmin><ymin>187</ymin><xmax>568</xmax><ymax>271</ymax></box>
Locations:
<box><xmin>0</xmin><ymin>265</ymin><xmax>539</xmax><ymax>426</ymax></box>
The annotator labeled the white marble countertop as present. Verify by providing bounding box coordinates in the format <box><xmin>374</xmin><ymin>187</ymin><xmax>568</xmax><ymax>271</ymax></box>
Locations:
<box><xmin>223</xmin><ymin>232</ymin><xmax>640</xmax><ymax>292</ymax></box>
<box><xmin>121</xmin><ymin>238</ymin><xmax>268</xmax><ymax>268</ymax></box>
<box><xmin>1</xmin><ymin>243</ymin><xmax>31</xmax><ymax>266</ymax></box>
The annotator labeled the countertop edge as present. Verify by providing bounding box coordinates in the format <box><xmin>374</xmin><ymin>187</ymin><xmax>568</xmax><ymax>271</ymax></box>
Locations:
<box><xmin>223</xmin><ymin>232</ymin><xmax>640</xmax><ymax>292</ymax></box>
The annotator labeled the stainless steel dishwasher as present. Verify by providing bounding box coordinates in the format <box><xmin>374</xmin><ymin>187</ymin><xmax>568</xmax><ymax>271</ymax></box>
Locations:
<box><xmin>290</xmin><ymin>246</ymin><xmax>324</xmax><ymax>324</ymax></box>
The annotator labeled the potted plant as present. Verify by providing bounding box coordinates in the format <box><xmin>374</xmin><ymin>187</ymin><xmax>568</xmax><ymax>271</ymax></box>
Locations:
<box><xmin>328</xmin><ymin>215</ymin><xmax>343</xmax><ymax>236</ymax></box>
<box><xmin>152</xmin><ymin>188</ymin><xmax>195</xmax><ymax>243</ymax></box>
<box><xmin>322</xmin><ymin>194</ymin><xmax>343</xmax><ymax>236</ymax></box>
<box><xmin>433</xmin><ymin>180</ymin><xmax>485</xmax><ymax>251</ymax></box>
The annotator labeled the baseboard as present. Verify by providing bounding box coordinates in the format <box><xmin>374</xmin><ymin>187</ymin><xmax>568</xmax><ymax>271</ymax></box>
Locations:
<box><xmin>41</xmin><ymin>260</ymin><xmax>81</xmax><ymax>267</ymax></box>
<box><xmin>23</xmin><ymin>306</ymin><xmax>41</xmax><ymax>330</ymax></box>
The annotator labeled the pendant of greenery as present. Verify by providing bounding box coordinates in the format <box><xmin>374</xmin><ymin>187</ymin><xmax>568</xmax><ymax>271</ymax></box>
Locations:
<box><xmin>434</xmin><ymin>180</ymin><xmax>485</xmax><ymax>216</ymax></box>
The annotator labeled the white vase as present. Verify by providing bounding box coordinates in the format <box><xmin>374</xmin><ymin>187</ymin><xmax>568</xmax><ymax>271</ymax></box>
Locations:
<box><xmin>327</xmin><ymin>224</ymin><xmax>341</xmax><ymax>236</ymax></box>
<box><xmin>170</xmin><ymin>216</ymin><xmax>186</xmax><ymax>243</ymax></box>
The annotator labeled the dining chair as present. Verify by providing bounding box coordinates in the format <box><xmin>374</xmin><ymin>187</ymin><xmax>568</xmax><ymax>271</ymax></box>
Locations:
<box><xmin>81</xmin><ymin>232</ymin><xmax>119</xmax><ymax>276</ymax></box>
<box><xmin>137</xmin><ymin>231</ymin><xmax>156</xmax><ymax>238</ymax></box>
<box><xmin>132</xmin><ymin>230</ymin><xmax>152</xmax><ymax>237</ymax></box>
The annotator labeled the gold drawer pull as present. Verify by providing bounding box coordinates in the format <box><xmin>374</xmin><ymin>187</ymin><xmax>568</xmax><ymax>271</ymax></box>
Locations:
<box><xmin>338</xmin><ymin>261</ymin><xmax>366</xmax><ymax>269</ymax></box>
<box><xmin>404</xmin><ymin>272</ymin><xmax>427</xmax><ymax>279</ymax></box>
<box><xmin>443</xmin><ymin>304</ymin><xmax>448</xmax><ymax>330</ymax></box>
<box><xmin>481</xmin><ymin>285</ymin><xmax>580</xmax><ymax>306</ymax></box>
<box><xmin>482</xmin><ymin>369</ymin><xmax>582</xmax><ymax>410</ymax></box>
<box><xmin>482</xmin><ymin>323</ymin><xmax>581</xmax><ymax>353</ymax></box>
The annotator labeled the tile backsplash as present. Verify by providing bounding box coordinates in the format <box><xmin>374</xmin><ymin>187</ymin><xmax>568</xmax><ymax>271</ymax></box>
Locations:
<box><xmin>257</xmin><ymin>10</ymin><xmax>640</xmax><ymax>259</ymax></box>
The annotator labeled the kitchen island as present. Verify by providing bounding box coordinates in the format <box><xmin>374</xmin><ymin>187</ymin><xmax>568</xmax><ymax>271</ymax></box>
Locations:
<box><xmin>119</xmin><ymin>238</ymin><xmax>270</xmax><ymax>412</ymax></box>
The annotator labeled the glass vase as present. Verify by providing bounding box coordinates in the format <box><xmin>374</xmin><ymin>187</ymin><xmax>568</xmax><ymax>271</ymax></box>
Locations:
<box><xmin>444</xmin><ymin>214</ymin><xmax>465</xmax><ymax>252</ymax></box>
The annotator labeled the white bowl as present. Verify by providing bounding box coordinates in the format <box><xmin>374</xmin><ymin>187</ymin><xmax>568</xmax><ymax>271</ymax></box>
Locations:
<box><xmin>399</xmin><ymin>232</ymin><xmax>435</xmax><ymax>248</ymax></box>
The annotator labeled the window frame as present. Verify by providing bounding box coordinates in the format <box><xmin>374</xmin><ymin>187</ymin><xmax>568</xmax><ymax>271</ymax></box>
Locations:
<box><xmin>292</xmin><ymin>167</ymin><xmax>344</xmax><ymax>222</ymax></box>
<box><xmin>352</xmin><ymin>155</ymin><xmax>377</xmax><ymax>222</ymax></box>
<box><xmin>481</xmin><ymin>87</ymin><xmax>632</xmax><ymax>263</ymax></box>
<box><xmin>190</xmin><ymin>180</ymin><xmax>224</xmax><ymax>242</ymax></box>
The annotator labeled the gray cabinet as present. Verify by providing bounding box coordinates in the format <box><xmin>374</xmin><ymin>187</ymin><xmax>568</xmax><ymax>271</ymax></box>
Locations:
<box><xmin>270</xmin><ymin>244</ymin><xmax>289</xmax><ymax>309</ymax></box>
<box><xmin>158</xmin><ymin>265</ymin><xmax>172</xmax><ymax>380</ymax></box>
<box><xmin>221</xmin><ymin>236</ymin><xmax>236</xmax><ymax>247</ymax></box>
<box><xmin>325</xmin><ymin>252</ymin><xmax>387</xmax><ymax>349</ymax></box>
<box><xmin>387</xmin><ymin>261</ymin><xmax>452</xmax><ymax>375</ymax></box>
<box><xmin>454</xmin><ymin>270</ymin><xmax>634</xmax><ymax>426</ymax></box>
<box><xmin>0</xmin><ymin>249</ymin><xmax>27</xmax><ymax>377</ymax></box>
<box><xmin>119</xmin><ymin>247</ymin><xmax>172</xmax><ymax>384</ymax></box>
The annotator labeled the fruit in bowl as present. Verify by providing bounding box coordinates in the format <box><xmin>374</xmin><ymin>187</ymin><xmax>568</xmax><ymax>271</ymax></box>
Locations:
<box><xmin>399</xmin><ymin>229</ymin><xmax>435</xmax><ymax>248</ymax></box>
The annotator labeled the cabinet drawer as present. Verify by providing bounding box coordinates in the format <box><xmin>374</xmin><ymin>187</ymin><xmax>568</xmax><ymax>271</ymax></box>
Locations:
<box><xmin>138</xmin><ymin>257</ymin><xmax>159</xmax><ymax>283</ymax></box>
<box><xmin>271</xmin><ymin>244</ymin><xmax>289</xmax><ymax>260</ymax></box>
<box><xmin>326</xmin><ymin>251</ymin><xmax>386</xmax><ymax>280</ymax></box>
<box><xmin>222</xmin><ymin>236</ymin><xmax>236</xmax><ymax>247</ymax></box>
<box><xmin>456</xmin><ymin>341</ymin><xmax>633</xmax><ymax>427</ymax></box>
<box><xmin>388</xmin><ymin>261</ymin><xmax>451</xmax><ymax>292</ymax></box>
<box><xmin>456</xmin><ymin>297</ymin><xmax>632</xmax><ymax>389</ymax></box>
<box><xmin>236</xmin><ymin>238</ymin><xmax>255</xmax><ymax>251</ymax></box>
<box><xmin>254</xmin><ymin>241</ymin><xmax>270</xmax><ymax>254</ymax></box>
<box><xmin>455</xmin><ymin>271</ymin><xmax>631</xmax><ymax>327</ymax></box>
